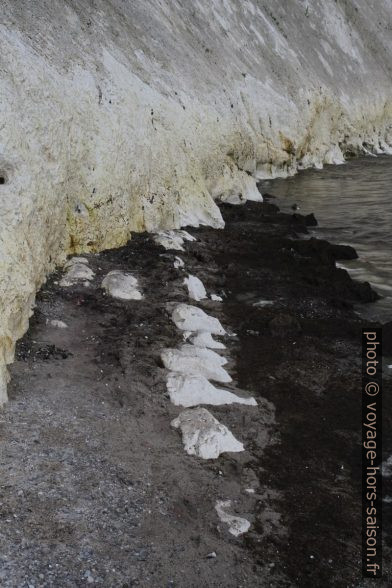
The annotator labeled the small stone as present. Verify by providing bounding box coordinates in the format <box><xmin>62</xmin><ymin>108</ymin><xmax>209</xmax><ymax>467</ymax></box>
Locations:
<box><xmin>206</xmin><ymin>551</ymin><xmax>217</xmax><ymax>558</ymax></box>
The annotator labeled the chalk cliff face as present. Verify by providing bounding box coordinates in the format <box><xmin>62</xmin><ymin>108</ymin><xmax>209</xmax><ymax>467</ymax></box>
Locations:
<box><xmin>1</xmin><ymin>0</ymin><xmax>392</xmax><ymax>402</ymax></box>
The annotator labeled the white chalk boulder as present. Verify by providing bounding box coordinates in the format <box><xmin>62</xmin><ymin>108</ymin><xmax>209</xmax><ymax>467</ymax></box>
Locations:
<box><xmin>171</xmin><ymin>407</ymin><xmax>244</xmax><ymax>459</ymax></box>
<box><xmin>60</xmin><ymin>257</ymin><xmax>95</xmax><ymax>287</ymax></box>
<box><xmin>101</xmin><ymin>270</ymin><xmax>142</xmax><ymax>300</ymax></box>
<box><xmin>184</xmin><ymin>275</ymin><xmax>207</xmax><ymax>301</ymax></box>
<box><xmin>167</xmin><ymin>373</ymin><xmax>257</xmax><ymax>408</ymax></box>
<box><xmin>172</xmin><ymin>303</ymin><xmax>225</xmax><ymax>335</ymax></box>
<box><xmin>161</xmin><ymin>345</ymin><xmax>232</xmax><ymax>383</ymax></box>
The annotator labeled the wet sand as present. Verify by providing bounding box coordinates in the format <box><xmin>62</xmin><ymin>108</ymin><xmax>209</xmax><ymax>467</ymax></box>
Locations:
<box><xmin>1</xmin><ymin>200</ymin><xmax>391</xmax><ymax>587</ymax></box>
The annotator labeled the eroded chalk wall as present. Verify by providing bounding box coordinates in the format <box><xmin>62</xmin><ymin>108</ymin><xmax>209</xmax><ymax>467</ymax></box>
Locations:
<box><xmin>1</xmin><ymin>0</ymin><xmax>392</xmax><ymax>402</ymax></box>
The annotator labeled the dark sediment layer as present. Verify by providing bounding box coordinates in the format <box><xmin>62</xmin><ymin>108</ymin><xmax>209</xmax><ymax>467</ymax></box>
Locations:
<box><xmin>1</xmin><ymin>200</ymin><xmax>391</xmax><ymax>587</ymax></box>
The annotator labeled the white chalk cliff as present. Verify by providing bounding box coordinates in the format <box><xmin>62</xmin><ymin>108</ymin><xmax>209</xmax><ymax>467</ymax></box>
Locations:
<box><xmin>1</xmin><ymin>0</ymin><xmax>392</xmax><ymax>402</ymax></box>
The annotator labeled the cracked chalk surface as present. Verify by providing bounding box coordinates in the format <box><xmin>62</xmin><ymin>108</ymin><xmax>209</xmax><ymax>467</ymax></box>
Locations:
<box><xmin>171</xmin><ymin>408</ymin><xmax>244</xmax><ymax>459</ymax></box>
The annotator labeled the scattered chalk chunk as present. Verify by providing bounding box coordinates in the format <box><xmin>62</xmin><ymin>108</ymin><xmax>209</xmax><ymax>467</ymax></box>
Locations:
<box><xmin>60</xmin><ymin>257</ymin><xmax>94</xmax><ymax>287</ymax></box>
<box><xmin>210</xmin><ymin>294</ymin><xmax>223</xmax><ymax>302</ymax></box>
<box><xmin>215</xmin><ymin>500</ymin><xmax>250</xmax><ymax>536</ymax></box>
<box><xmin>101</xmin><ymin>270</ymin><xmax>142</xmax><ymax>300</ymax></box>
<box><xmin>154</xmin><ymin>230</ymin><xmax>195</xmax><ymax>251</ymax></box>
<box><xmin>167</xmin><ymin>373</ymin><xmax>257</xmax><ymax>408</ymax></box>
<box><xmin>184</xmin><ymin>275</ymin><xmax>207</xmax><ymax>301</ymax></box>
<box><xmin>172</xmin><ymin>303</ymin><xmax>225</xmax><ymax>335</ymax></box>
<box><xmin>171</xmin><ymin>407</ymin><xmax>244</xmax><ymax>459</ymax></box>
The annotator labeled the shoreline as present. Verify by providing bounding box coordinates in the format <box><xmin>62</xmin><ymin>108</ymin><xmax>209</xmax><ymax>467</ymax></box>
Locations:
<box><xmin>1</xmin><ymin>199</ymin><xmax>391</xmax><ymax>586</ymax></box>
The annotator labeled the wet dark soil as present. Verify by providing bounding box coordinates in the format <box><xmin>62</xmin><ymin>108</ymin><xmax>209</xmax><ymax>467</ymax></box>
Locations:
<box><xmin>1</xmin><ymin>199</ymin><xmax>391</xmax><ymax>587</ymax></box>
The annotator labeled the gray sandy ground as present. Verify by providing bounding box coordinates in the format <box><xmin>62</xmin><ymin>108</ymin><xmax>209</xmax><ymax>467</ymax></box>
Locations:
<box><xmin>1</xmin><ymin>233</ymin><xmax>276</xmax><ymax>588</ymax></box>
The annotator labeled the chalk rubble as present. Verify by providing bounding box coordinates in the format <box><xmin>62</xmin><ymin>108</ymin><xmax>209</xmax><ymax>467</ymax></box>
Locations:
<box><xmin>167</xmin><ymin>373</ymin><xmax>257</xmax><ymax>408</ymax></box>
<box><xmin>60</xmin><ymin>257</ymin><xmax>95</xmax><ymax>287</ymax></box>
<box><xmin>171</xmin><ymin>407</ymin><xmax>244</xmax><ymax>459</ymax></box>
<box><xmin>215</xmin><ymin>500</ymin><xmax>251</xmax><ymax>536</ymax></box>
<box><xmin>47</xmin><ymin>319</ymin><xmax>68</xmax><ymax>329</ymax></box>
<box><xmin>101</xmin><ymin>270</ymin><xmax>142</xmax><ymax>300</ymax></box>
<box><xmin>184</xmin><ymin>275</ymin><xmax>207</xmax><ymax>301</ymax></box>
<box><xmin>161</xmin><ymin>346</ymin><xmax>232</xmax><ymax>383</ymax></box>
<box><xmin>172</xmin><ymin>304</ymin><xmax>225</xmax><ymax>335</ymax></box>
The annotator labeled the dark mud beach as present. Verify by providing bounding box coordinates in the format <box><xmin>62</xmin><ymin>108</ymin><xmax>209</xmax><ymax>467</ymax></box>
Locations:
<box><xmin>1</xmin><ymin>199</ymin><xmax>391</xmax><ymax>587</ymax></box>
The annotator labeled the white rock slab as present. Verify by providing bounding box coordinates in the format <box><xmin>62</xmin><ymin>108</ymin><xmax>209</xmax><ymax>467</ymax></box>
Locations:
<box><xmin>101</xmin><ymin>270</ymin><xmax>142</xmax><ymax>300</ymax></box>
<box><xmin>167</xmin><ymin>373</ymin><xmax>257</xmax><ymax>407</ymax></box>
<box><xmin>184</xmin><ymin>275</ymin><xmax>207</xmax><ymax>301</ymax></box>
<box><xmin>215</xmin><ymin>500</ymin><xmax>251</xmax><ymax>536</ymax></box>
<box><xmin>161</xmin><ymin>346</ymin><xmax>232</xmax><ymax>383</ymax></box>
<box><xmin>154</xmin><ymin>230</ymin><xmax>196</xmax><ymax>251</ymax></box>
<box><xmin>60</xmin><ymin>260</ymin><xmax>95</xmax><ymax>287</ymax></box>
<box><xmin>189</xmin><ymin>331</ymin><xmax>226</xmax><ymax>349</ymax></box>
<box><xmin>171</xmin><ymin>407</ymin><xmax>244</xmax><ymax>459</ymax></box>
<box><xmin>172</xmin><ymin>303</ymin><xmax>225</xmax><ymax>335</ymax></box>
